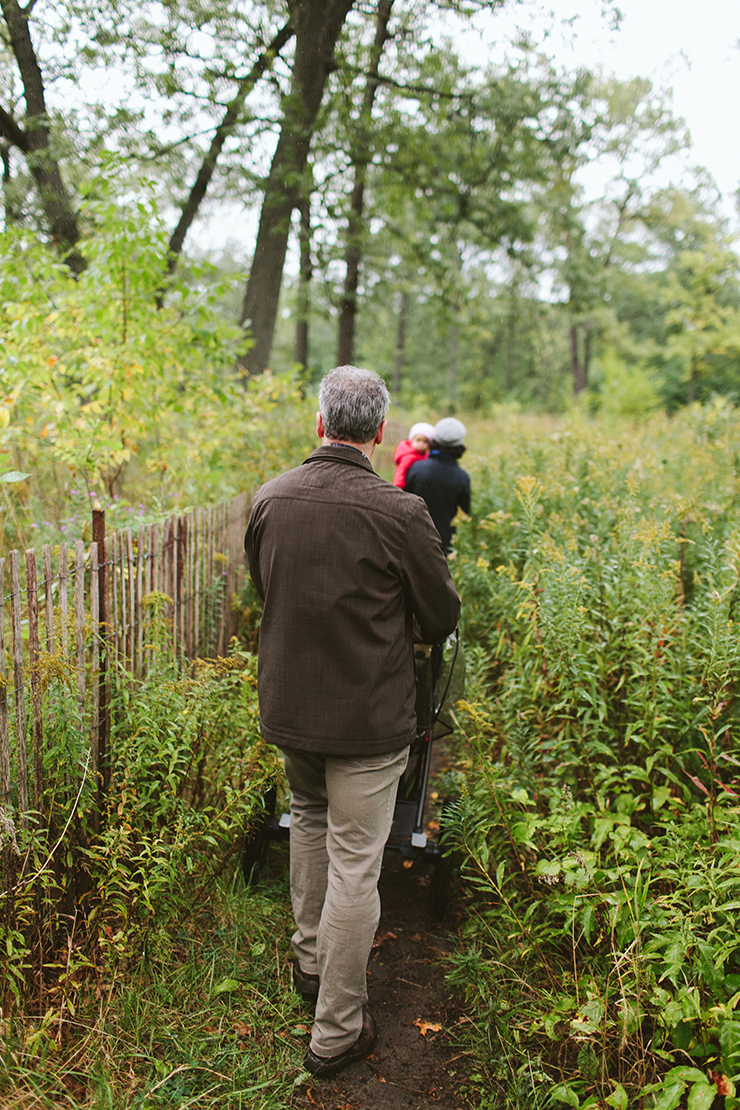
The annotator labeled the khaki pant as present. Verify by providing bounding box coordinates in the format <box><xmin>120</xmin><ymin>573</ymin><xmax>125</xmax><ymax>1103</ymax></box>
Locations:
<box><xmin>282</xmin><ymin>745</ymin><xmax>410</xmax><ymax>1057</ymax></box>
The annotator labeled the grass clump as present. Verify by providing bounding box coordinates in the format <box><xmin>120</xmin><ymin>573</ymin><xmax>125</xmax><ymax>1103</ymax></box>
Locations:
<box><xmin>0</xmin><ymin>859</ymin><xmax>309</xmax><ymax>1108</ymax></box>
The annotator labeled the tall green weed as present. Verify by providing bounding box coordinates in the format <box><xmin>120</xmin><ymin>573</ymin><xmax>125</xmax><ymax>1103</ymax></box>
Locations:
<box><xmin>448</xmin><ymin>402</ymin><xmax>740</xmax><ymax>1108</ymax></box>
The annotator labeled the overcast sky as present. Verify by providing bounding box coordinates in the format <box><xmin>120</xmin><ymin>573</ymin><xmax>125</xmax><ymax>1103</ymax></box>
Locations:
<box><xmin>470</xmin><ymin>0</ymin><xmax>740</xmax><ymax>219</ymax></box>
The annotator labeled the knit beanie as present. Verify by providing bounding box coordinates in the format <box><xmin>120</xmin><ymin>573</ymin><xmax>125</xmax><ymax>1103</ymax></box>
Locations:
<box><xmin>433</xmin><ymin>417</ymin><xmax>466</xmax><ymax>447</ymax></box>
<box><xmin>408</xmin><ymin>422</ymin><xmax>436</xmax><ymax>442</ymax></box>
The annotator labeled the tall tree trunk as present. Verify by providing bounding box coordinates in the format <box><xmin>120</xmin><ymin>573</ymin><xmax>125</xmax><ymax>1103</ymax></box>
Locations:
<box><xmin>688</xmin><ymin>353</ymin><xmax>698</xmax><ymax>404</ymax></box>
<box><xmin>570</xmin><ymin>322</ymin><xmax>588</xmax><ymax>394</ymax></box>
<box><xmin>393</xmin><ymin>289</ymin><xmax>408</xmax><ymax>394</ymax></box>
<box><xmin>239</xmin><ymin>0</ymin><xmax>355</xmax><ymax>378</ymax></box>
<box><xmin>165</xmin><ymin>21</ymin><xmax>294</xmax><ymax>281</ymax></box>
<box><xmin>1</xmin><ymin>143</ymin><xmax>19</xmax><ymax>227</ymax></box>
<box><xmin>336</xmin><ymin>0</ymin><xmax>393</xmax><ymax>366</ymax></box>
<box><xmin>505</xmin><ymin>284</ymin><xmax>519</xmax><ymax>392</ymax></box>
<box><xmin>449</xmin><ymin>320</ymin><xmax>459</xmax><ymax>399</ymax></box>
<box><xmin>0</xmin><ymin>0</ymin><xmax>83</xmax><ymax>270</ymax></box>
<box><xmin>293</xmin><ymin>195</ymin><xmax>312</xmax><ymax>371</ymax></box>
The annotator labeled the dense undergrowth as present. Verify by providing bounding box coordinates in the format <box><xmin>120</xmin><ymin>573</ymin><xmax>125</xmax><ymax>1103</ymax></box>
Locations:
<box><xmin>4</xmin><ymin>398</ymin><xmax>740</xmax><ymax>1108</ymax></box>
<box><xmin>0</xmin><ymin>603</ymin><xmax>299</xmax><ymax>1107</ymax></box>
<box><xmin>447</xmin><ymin>398</ymin><xmax>740</xmax><ymax>1109</ymax></box>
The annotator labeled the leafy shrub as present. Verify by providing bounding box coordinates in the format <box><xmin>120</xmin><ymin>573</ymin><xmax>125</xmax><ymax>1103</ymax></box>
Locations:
<box><xmin>0</xmin><ymin>175</ymin><xmax>317</xmax><ymax>549</ymax></box>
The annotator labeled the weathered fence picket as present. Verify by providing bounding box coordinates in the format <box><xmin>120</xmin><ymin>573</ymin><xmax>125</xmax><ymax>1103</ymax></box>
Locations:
<box><xmin>25</xmin><ymin>550</ymin><xmax>42</xmax><ymax>813</ymax></box>
<box><xmin>10</xmin><ymin>551</ymin><xmax>28</xmax><ymax>825</ymax></box>
<box><xmin>0</xmin><ymin>492</ymin><xmax>250</xmax><ymax>829</ymax></box>
<box><xmin>42</xmin><ymin>545</ymin><xmax>53</xmax><ymax>654</ymax></box>
<box><xmin>0</xmin><ymin>559</ymin><xmax>8</xmax><ymax>805</ymax></box>
<box><xmin>59</xmin><ymin>541</ymin><xmax>68</xmax><ymax>655</ymax></box>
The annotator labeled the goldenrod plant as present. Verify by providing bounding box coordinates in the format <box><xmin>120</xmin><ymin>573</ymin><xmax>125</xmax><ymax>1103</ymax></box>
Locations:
<box><xmin>446</xmin><ymin>402</ymin><xmax>740</xmax><ymax>1108</ymax></box>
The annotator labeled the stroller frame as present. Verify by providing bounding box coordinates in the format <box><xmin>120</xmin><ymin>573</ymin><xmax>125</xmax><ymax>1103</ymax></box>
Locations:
<box><xmin>242</xmin><ymin>633</ymin><xmax>459</xmax><ymax>915</ymax></box>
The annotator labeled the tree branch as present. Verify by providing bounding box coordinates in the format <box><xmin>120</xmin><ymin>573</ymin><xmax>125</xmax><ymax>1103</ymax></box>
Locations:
<box><xmin>337</xmin><ymin>0</ymin><xmax>394</xmax><ymax>364</ymax></box>
<box><xmin>0</xmin><ymin>103</ymin><xmax>28</xmax><ymax>151</ymax></box>
<box><xmin>1</xmin><ymin>0</ymin><xmax>83</xmax><ymax>266</ymax></box>
<box><xmin>164</xmin><ymin>20</ymin><xmax>294</xmax><ymax>277</ymax></box>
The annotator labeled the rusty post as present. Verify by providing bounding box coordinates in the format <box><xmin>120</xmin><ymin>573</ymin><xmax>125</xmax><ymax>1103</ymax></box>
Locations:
<box><xmin>92</xmin><ymin>508</ymin><xmax>109</xmax><ymax>826</ymax></box>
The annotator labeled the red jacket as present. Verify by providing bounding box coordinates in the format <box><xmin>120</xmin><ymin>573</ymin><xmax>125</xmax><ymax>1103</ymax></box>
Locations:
<box><xmin>393</xmin><ymin>439</ymin><xmax>428</xmax><ymax>488</ymax></box>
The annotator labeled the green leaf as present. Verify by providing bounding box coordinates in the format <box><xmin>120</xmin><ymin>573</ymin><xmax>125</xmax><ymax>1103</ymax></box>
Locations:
<box><xmin>549</xmin><ymin>1082</ymin><xmax>580</xmax><ymax>1107</ymax></box>
<box><xmin>687</xmin><ymin>1081</ymin><xmax>717</xmax><ymax>1110</ymax></box>
<box><xmin>653</xmin><ymin>786</ymin><xmax>672</xmax><ymax>809</ymax></box>
<box><xmin>605</xmin><ymin>1083</ymin><xmax>628</xmax><ymax>1109</ymax></box>
<box><xmin>720</xmin><ymin>1020</ymin><xmax>740</xmax><ymax>1078</ymax></box>
<box><xmin>651</xmin><ymin>1082</ymin><xmax>686</xmax><ymax>1110</ymax></box>
<box><xmin>663</xmin><ymin>1067</ymin><xmax>708</xmax><ymax>1084</ymax></box>
<box><xmin>0</xmin><ymin>470</ymin><xmax>30</xmax><ymax>483</ymax></box>
<box><xmin>213</xmin><ymin>977</ymin><xmax>241</xmax><ymax>996</ymax></box>
<box><xmin>580</xmin><ymin>901</ymin><xmax>596</xmax><ymax>942</ymax></box>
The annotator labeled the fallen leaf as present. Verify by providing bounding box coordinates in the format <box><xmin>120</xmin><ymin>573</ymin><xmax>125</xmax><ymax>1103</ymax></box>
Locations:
<box><xmin>414</xmin><ymin>1018</ymin><xmax>442</xmax><ymax>1037</ymax></box>
<box><xmin>403</xmin><ymin>859</ymin><xmax>414</xmax><ymax>869</ymax></box>
<box><xmin>710</xmin><ymin>1072</ymin><xmax>736</xmax><ymax>1097</ymax></box>
<box><xmin>372</xmin><ymin>930</ymin><xmax>397</xmax><ymax>949</ymax></box>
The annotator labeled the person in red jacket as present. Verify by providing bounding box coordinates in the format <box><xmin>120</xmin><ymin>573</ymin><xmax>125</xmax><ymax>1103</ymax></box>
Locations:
<box><xmin>392</xmin><ymin>422</ymin><xmax>435</xmax><ymax>488</ymax></box>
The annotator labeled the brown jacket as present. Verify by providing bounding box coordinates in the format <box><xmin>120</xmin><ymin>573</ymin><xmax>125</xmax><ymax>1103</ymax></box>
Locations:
<box><xmin>244</xmin><ymin>445</ymin><xmax>461</xmax><ymax>755</ymax></box>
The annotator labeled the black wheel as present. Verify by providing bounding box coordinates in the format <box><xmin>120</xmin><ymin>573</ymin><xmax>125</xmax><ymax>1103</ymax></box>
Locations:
<box><xmin>242</xmin><ymin>786</ymin><xmax>277</xmax><ymax>885</ymax></box>
<box><xmin>430</xmin><ymin>795</ymin><xmax>459</xmax><ymax>920</ymax></box>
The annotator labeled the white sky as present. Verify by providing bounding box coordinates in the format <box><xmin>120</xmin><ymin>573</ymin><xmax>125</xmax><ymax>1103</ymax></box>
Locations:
<box><xmin>471</xmin><ymin>0</ymin><xmax>740</xmax><ymax>218</ymax></box>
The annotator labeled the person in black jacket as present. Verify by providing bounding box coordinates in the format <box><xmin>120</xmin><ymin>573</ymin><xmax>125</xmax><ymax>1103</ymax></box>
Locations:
<box><xmin>405</xmin><ymin>417</ymin><xmax>471</xmax><ymax>553</ymax></box>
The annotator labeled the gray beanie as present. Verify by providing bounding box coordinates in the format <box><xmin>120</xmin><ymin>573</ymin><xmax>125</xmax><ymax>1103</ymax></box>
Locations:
<box><xmin>433</xmin><ymin>417</ymin><xmax>466</xmax><ymax>447</ymax></box>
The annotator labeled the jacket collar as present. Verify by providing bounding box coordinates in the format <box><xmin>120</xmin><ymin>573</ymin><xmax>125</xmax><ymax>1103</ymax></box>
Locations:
<box><xmin>304</xmin><ymin>444</ymin><xmax>375</xmax><ymax>472</ymax></box>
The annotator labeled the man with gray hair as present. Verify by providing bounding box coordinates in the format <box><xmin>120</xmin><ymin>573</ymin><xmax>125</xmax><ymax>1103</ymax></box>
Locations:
<box><xmin>245</xmin><ymin>365</ymin><xmax>460</xmax><ymax>1077</ymax></box>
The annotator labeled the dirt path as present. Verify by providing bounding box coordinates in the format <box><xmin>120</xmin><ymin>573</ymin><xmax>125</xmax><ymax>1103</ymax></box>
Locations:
<box><xmin>290</xmin><ymin>769</ymin><xmax>474</xmax><ymax>1110</ymax></box>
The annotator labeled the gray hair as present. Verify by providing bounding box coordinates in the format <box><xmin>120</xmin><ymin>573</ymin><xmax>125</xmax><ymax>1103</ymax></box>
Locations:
<box><xmin>318</xmin><ymin>365</ymin><xmax>390</xmax><ymax>444</ymax></box>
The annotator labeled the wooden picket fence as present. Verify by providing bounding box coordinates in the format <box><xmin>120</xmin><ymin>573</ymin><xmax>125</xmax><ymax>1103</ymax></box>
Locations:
<box><xmin>0</xmin><ymin>492</ymin><xmax>249</xmax><ymax>827</ymax></box>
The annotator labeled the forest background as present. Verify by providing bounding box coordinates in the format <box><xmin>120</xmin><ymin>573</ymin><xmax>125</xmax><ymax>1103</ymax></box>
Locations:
<box><xmin>3</xmin><ymin>0</ymin><xmax>740</xmax><ymax>531</ymax></box>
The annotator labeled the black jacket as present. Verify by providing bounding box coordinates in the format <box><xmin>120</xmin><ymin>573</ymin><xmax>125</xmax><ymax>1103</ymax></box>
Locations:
<box><xmin>405</xmin><ymin>451</ymin><xmax>471</xmax><ymax>552</ymax></box>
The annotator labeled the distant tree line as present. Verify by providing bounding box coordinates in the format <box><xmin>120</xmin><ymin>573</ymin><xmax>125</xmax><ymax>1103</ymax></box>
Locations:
<box><xmin>2</xmin><ymin>0</ymin><xmax>739</xmax><ymax>411</ymax></box>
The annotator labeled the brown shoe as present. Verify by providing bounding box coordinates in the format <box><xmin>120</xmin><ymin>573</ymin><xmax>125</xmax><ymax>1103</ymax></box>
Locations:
<box><xmin>292</xmin><ymin>963</ymin><xmax>320</xmax><ymax>1003</ymax></box>
<box><xmin>304</xmin><ymin>1007</ymin><xmax>378</xmax><ymax>1078</ymax></box>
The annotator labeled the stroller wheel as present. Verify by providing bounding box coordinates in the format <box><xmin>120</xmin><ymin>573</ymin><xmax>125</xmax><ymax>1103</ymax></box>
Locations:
<box><xmin>430</xmin><ymin>795</ymin><xmax>459</xmax><ymax>920</ymax></box>
<box><xmin>242</xmin><ymin>786</ymin><xmax>277</xmax><ymax>885</ymax></box>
